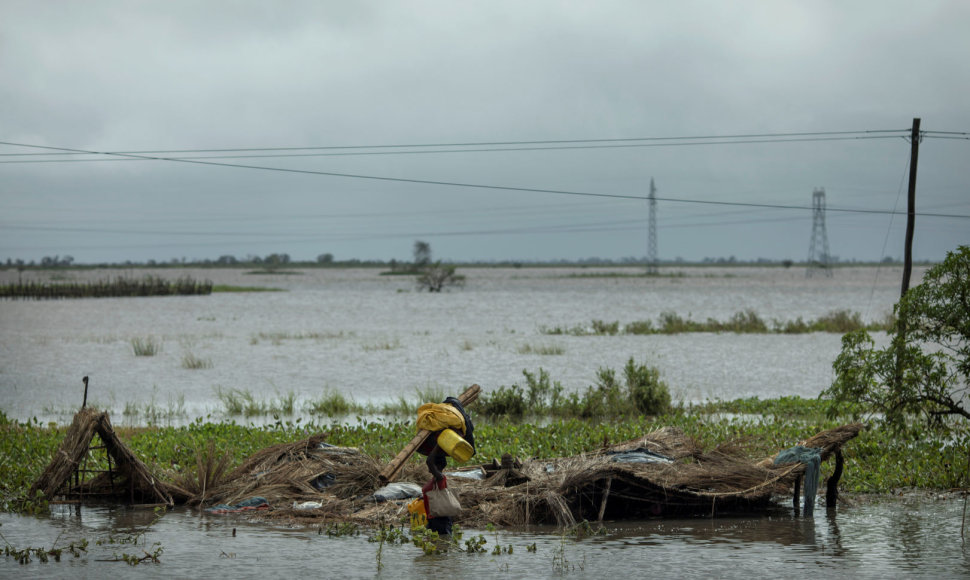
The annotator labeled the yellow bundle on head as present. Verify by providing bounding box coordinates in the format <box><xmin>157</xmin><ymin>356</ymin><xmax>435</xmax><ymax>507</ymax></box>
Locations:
<box><xmin>416</xmin><ymin>402</ymin><xmax>466</xmax><ymax>433</ymax></box>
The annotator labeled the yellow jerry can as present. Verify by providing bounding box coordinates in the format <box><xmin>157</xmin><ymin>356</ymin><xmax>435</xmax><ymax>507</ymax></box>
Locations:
<box><xmin>437</xmin><ymin>428</ymin><xmax>474</xmax><ymax>463</ymax></box>
<box><xmin>407</xmin><ymin>498</ymin><xmax>427</xmax><ymax>530</ymax></box>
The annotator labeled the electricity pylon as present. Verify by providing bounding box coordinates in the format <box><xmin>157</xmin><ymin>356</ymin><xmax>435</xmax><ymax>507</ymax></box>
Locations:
<box><xmin>647</xmin><ymin>178</ymin><xmax>658</xmax><ymax>275</ymax></box>
<box><xmin>807</xmin><ymin>187</ymin><xmax>832</xmax><ymax>277</ymax></box>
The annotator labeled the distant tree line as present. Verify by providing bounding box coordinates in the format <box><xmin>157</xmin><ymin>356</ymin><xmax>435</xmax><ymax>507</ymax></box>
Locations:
<box><xmin>3</xmin><ymin>253</ymin><xmax>926</xmax><ymax>270</ymax></box>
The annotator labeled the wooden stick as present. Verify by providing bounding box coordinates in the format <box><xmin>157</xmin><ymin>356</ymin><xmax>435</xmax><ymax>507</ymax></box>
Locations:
<box><xmin>377</xmin><ymin>384</ymin><xmax>481</xmax><ymax>485</ymax></box>
<box><xmin>597</xmin><ymin>477</ymin><xmax>612</xmax><ymax>522</ymax></box>
<box><xmin>826</xmin><ymin>449</ymin><xmax>844</xmax><ymax>508</ymax></box>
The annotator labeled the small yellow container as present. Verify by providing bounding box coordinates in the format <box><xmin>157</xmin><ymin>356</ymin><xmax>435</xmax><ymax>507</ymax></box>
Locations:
<box><xmin>437</xmin><ymin>428</ymin><xmax>474</xmax><ymax>463</ymax></box>
<box><xmin>407</xmin><ymin>498</ymin><xmax>427</xmax><ymax>530</ymax></box>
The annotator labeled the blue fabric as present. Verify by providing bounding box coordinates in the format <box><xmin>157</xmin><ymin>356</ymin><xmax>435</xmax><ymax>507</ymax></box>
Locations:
<box><xmin>606</xmin><ymin>448</ymin><xmax>673</xmax><ymax>464</ymax></box>
<box><xmin>774</xmin><ymin>446</ymin><xmax>822</xmax><ymax>515</ymax></box>
<box><xmin>204</xmin><ymin>496</ymin><xmax>269</xmax><ymax>513</ymax></box>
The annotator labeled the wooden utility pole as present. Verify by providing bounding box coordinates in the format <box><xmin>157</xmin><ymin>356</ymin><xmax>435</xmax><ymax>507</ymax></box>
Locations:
<box><xmin>901</xmin><ymin>117</ymin><xmax>921</xmax><ymax>298</ymax></box>
<box><xmin>894</xmin><ymin>118</ymin><xmax>921</xmax><ymax>394</ymax></box>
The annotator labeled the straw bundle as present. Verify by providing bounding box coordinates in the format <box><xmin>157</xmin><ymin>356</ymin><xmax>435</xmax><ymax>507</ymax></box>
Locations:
<box><xmin>34</xmin><ymin>413</ymin><xmax>863</xmax><ymax>528</ymax></box>
<box><xmin>444</xmin><ymin>423</ymin><xmax>864</xmax><ymax>526</ymax></box>
<box><xmin>201</xmin><ymin>435</ymin><xmax>382</xmax><ymax>508</ymax></box>
<box><xmin>30</xmin><ymin>408</ymin><xmax>172</xmax><ymax>505</ymax></box>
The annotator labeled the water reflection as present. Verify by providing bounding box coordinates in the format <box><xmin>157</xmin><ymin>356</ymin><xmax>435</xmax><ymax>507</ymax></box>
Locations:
<box><xmin>2</xmin><ymin>497</ymin><xmax>968</xmax><ymax>579</ymax></box>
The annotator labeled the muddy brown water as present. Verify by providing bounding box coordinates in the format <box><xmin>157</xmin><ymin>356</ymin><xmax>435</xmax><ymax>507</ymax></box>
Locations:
<box><xmin>1</xmin><ymin>496</ymin><xmax>967</xmax><ymax>578</ymax></box>
<box><xmin>6</xmin><ymin>265</ymin><xmax>967</xmax><ymax>578</ymax></box>
<box><xmin>0</xmin><ymin>266</ymin><xmax>916</xmax><ymax>423</ymax></box>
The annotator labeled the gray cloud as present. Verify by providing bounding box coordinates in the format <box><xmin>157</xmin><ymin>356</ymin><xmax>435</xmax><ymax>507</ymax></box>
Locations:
<box><xmin>1</xmin><ymin>0</ymin><xmax>967</xmax><ymax>263</ymax></box>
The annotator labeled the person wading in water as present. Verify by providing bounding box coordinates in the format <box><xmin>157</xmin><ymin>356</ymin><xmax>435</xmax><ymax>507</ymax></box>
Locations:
<box><xmin>415</xmin><ymin>396</ymin><xmax>475</xmax><ymax>535</ymax></box>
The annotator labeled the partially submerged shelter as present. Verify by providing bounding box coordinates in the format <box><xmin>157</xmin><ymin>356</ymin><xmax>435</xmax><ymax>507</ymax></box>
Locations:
<box><xmin>220</xmin><ymin>423</ymin><xmax>863</xmax><ymax>527</ymax></box>
<box><xmin>32</xmin><ymin>409</ymin><xmax>863</xmax><ymax>526</ymax></box>
<box><xmin>30</xmin><ymin>408</ymin><xmax>173</xmax><ymax>506</ymax></box>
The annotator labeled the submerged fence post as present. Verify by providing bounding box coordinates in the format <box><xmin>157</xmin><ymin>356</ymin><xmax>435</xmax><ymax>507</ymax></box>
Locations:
<box><xmin>793</xmin><ymin>475</ymin><xmax>802</xmax><ymax>516</ymax></box>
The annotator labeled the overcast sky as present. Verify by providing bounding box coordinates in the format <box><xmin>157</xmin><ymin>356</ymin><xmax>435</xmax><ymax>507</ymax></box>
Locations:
<box><xmin>1</xmin><ymin>1</ymin><xmax>967</xmax><ymax>264</ymax></box>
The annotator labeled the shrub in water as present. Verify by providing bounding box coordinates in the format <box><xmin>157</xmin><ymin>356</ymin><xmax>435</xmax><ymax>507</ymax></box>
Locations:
<box><xmin>624</xmin><ymin>357</ymin><xmax>671</xmax><ymax>415</ymax></box>
<box><xmin>480</xmin><ymin>384</ymin><xmax>528</xmax><ymax>417</ymax></box>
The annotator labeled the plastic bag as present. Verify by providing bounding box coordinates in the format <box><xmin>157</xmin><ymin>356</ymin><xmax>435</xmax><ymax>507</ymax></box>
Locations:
<box><xmin>426</xmin><ymin>486</ymin><xmax>461</xmax><ymax>517</ymax></box>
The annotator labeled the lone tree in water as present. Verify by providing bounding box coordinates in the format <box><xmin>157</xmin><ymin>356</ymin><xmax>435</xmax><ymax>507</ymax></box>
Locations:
<box><xmin>417</xmin><ymin>261</ymin><xmax>465</xmax><ymax>292</ymax></box>
<box><xmin>823</xmin><ymin>245</ymin><xmax>970</xmax><ymax>428</ymax></box>
<box><xmin>411</xmin><ymin>240</ymin><xmax>464</xmax><ymax>292</ymax></box>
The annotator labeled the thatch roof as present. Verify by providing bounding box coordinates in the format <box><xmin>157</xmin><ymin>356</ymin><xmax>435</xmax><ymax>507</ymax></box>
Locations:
<box><xmin>196</xmin><ymin>435</ymin><xmax>382</xmax><ymax>509</ymax></box>
<box><xmin>207</xmin><ymin>423</ymin><xmax>863</xmax><ymax>527</ymax></box>
<box><xmin>30</xmin><ymin>412</ymin><xmax>863</xmax><ymax>526</ymax></box>
<box><xmin>30</xmin><ymin>408</ymin><xmax>173</xmax><ymax>506</ymax></box>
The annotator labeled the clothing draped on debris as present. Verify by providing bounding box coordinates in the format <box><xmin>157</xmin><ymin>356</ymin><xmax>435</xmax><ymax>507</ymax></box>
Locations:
<box><xmin>774</xmin><ymin>445</ymin><xmax>823</xmax><ymax>515</ymax></box>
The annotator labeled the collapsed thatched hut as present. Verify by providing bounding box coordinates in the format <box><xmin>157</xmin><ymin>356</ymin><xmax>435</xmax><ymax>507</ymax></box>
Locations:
<box><xmin>32</xmin><ymin>410</ymin><xmax>863</xmax><ymax>527</ymax></box>
<box><xmin>194</xmin><ymin>423</ymin><xmax>863</xmax><ymax>527</ymax></box>
<box><xmin>30</xmin><ymin>408</ymin><xmax>174</xmax><ymax>506</ymax></box>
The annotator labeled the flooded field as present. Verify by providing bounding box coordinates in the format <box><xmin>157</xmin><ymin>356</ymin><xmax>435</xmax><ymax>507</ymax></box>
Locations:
<box><xmin>0</xmin><ymin>265</ymin><xmax>916</xmax><ymax>423</ymax></box>
<box><xmin>1</xmin><ymin>496</ymin><xmax>967</xmax><ymax>578</ymax></box>
<box><xmin>7</xmin><ymin>265</ymin><xmax>967</xmax><ymax>578</ymax></box>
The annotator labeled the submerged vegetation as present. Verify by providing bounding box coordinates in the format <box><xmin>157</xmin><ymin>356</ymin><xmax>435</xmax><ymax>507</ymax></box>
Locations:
<box><xmin>211</xmin><ymin>284</ymin><xmax>284</xmax><ymax>293</ymax></box>
<box><xmin>130</xmin><ymin>337</ymin><xmax>161</xmax><ymax>357</ymax></box>
<box><xmin>516</xmin><ymin>343</ymin><xmax>566</xmax><ymax>356</ymax></box>
<box><xmin>541</xmin><ymin>309</ymin><xmax>894</xmax><ymax>336</ymax></box>
<box><xmin>0</xmin><ymin>276</ymin><xmax>212</xmax><ymax>300</ymax></box>
<box><xmin>1</xmin><ymin>395</ymin><xmax>967</xmax><ymax>518</ymax></box>
<box><xmin>180</xmin><ymin>353</ymin><xmax>212</xmax><ymax>370</ymax></box>
<box><xmin>214</xmin><ymin>387</ymin><xmax>295</xmax><ymax>416</ymax></box>
<box><xmin>478</xmin><ymin>361</ymin><xmax>671</xmax><ymax>419</ymax></box>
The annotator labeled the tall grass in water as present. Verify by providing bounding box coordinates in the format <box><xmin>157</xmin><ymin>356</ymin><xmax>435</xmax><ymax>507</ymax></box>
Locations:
<box><xmin>306</xmin><ymin>390</ymin><xmax>355</xmax><ymax>416</ymax></box>
<box><xmin>131</xmin><ymin>337</ymin><xmax>161</xmax><ymax>356</ymax></box>
<box><xmin>123</xmin><ymin>393</ymin><xmax>186</xmax><ymax>423</ymax></box>
<box><xmin>0</xmin><ymin>275</ymin><xmax>212</xmax><ymax>300</ymax></box>
<box><xmin>543</xmin><ymin>309</ymin><xmax>894</xmax><ymax>336</ymax></box>
<box><xmin>517</xmin><ymin>343</ymin><xmax>566</xmax><ymax>355</ymax></box>
<box><xmin>214</xmin><ymin>387</ymin><xmax>296</xmax><ymax>417</ymax></box>
<box><xmin>181</xmin><ymin>352</ymin><xmax>212</xmax><ymax>369</ymax></box>
<box><xmin>379</xmin><ymin>385</ymin><xmax>449</xmax><ymax>416</ymax></box>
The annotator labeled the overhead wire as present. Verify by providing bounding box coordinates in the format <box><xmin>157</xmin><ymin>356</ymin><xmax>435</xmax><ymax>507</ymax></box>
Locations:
<box><xmin>0</xmin><ymin>134</ymin><xmax>910</xmax><ymax>163</ymax></box>
<box><xmin>1</xmin><ymin>139</ymin><xmax>967</xmax><ymax>219</ymax></box>
<box><xmin>0</xmin><ymin>128</ymin><xmax>912</xmax><ymax>156</ymax></box>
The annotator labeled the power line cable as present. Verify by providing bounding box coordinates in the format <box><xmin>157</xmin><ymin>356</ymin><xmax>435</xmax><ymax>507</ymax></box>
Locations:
<box><xmin>0</xmin><ymin>128</ymin><xmax>910</xmax><ymax>157</ymax></box>
<box><xmin>865</xmin><ymin>153</ymin><xmax>911</xmax><ymax>320</ymax></box>
<box><xmin>1</xmin><ymin>140</ymin><xmax>968</xmax><ymax>219</ymax></box>
<box><xmin>0</xmin><ymin>134</ymin><xmax>909</xmax><ymax>163</ymax></box>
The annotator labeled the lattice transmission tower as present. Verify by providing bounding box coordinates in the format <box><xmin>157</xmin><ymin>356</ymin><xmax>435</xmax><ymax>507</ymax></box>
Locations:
<box><xmin>806</xmin><ymin>187</ymin><xmax>832</xmax><ymax>277</ymax></box>
<box><xmin>646</xmin><ymin>178</ymin><xmax>658</xmax><ymax>275</ymax></box>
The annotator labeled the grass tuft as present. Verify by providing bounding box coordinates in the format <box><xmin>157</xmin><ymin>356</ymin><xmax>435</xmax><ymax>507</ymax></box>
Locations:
<box><xmin>181</xmin><ymin>352</ymin><xmax>212</xmax><ymax>370</ymax></box>
<box><xmin>131</xmin><ymin>337</ymin><xmax>161</xmax><ymax>356</ymax></box>
<box><xmin>306</xmin><ymin>390</ymin><xmax>355</xmax><ymax>416</ymax></box>
<box><xmin>517</xmin><ymin>343</ymin><xmax>566</xmax><ymax>355</ymax></box>
<box><xmin>543</xmin><ymin>309</ymin><xmax>894</xmax><ymax>336</ymax></box>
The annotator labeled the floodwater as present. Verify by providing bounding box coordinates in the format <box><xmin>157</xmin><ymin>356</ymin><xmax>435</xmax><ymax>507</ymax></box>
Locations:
<box><xmin>1</xmin><ymin>496</ymin><xmax>967</xmax><ymax>578</ymax></box>
<box><xmin>7</xmin><ymin>265</ymin><xmax>965</xmax><ymax>578</ymax></box>
<box><xmin>0</xmin><ymin>265</ymin><xmax>917</xmax><ymax>423</ymax></box>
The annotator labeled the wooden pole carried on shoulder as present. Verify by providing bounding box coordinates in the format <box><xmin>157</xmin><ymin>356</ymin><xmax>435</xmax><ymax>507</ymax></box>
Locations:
<box><xmin>377</xmin><ymin>383</ymin><xmax>481</xmax><ymax>485</ymax></box>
